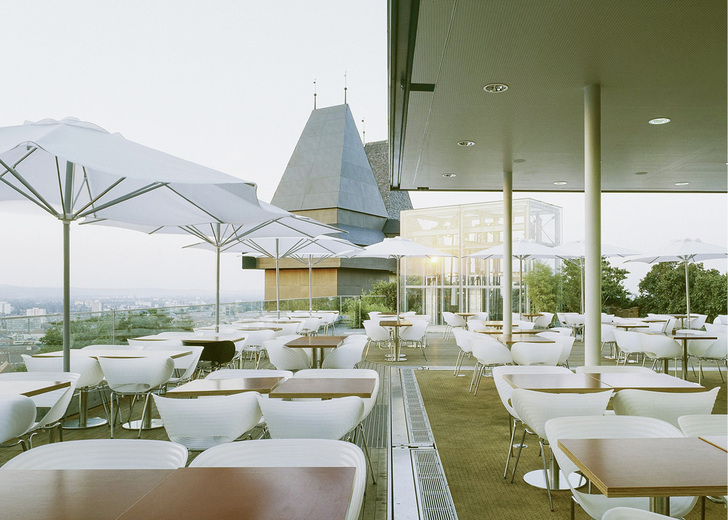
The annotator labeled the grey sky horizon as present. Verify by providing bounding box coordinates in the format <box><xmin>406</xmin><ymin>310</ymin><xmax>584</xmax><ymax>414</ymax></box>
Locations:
<box><xmin>0</xmin><ymin>1</ymin><xmax>725</xmax><ymax>298</ymax></box>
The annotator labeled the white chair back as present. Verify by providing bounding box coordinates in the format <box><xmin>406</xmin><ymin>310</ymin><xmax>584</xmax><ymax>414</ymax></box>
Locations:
<box><xmin>613</xmin><ymin>387</ymin><xmax>720</xmax><ymax>427</ymax></box>
<box><xmin>1</xmin><ymin>439</ymin><xmax>187</xmax><ymax>469</ymax></box>
<box><xmin>321</xmin><ymin>342</ymin><xmax>366</xmax><ymax>369</ymax></box>
<box><xmin>258</xmin><ymin>395</ymin><xmax>364</xmax><ymax>440</ymax></box>
<box><xmin>491</xmin><ymin>365</ymin><xmax>572</xmax><ymax>419</ymax></box>
<box><xmin>97</xmin><ymin>356</ymin><xmax>174</xmax><ymax>394</ymax></box>
<box><xmin>23</xmin><ymin>353</ymin><xmax>103</xmax><ymax>389</ymax></box>
<box><xmin>511</xmin><ymin>342</ymin><xmax>562</xmax><ymax>366</ymax></box>
<box><xmin>677</xmin><ymin>414</ymin><xmax>728</xmax><ymax>437</ymax></box>
<box><xmin>0</xmin><ymin>395</ymin><xmax>35</xmax><ymax>444</ymax></box>
<box><xmin>205</xmin><ymin>369</ymin><xmax>293</xmax><ymax>380</ymax></box>
<box><xmin>363</xmin><ymin>320</ymin><xmax>389</xmax><ymax>342</ymax></box>
<box><xmin>153</xmin><ymin>393</ymin><xmax>262</xmax><ymax>451</ymax></box>
<box><xmin>263</xmin><ymin>339</ymin><xmax>310</xmax><ymax>371</ymax></box>
<box><xmin>602</xmin><ymin>507</ymin><xmax>674</xmax><ymax>520</ymax></box>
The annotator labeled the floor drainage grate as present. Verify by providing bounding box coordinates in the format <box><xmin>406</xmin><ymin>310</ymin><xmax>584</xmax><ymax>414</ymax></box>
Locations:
<box><xmin>412</xmin><ymin>448</ymin><xmax>459</xmax><ymax>520</ymax></box>
<box><xmin>401</xmin><ymin>369</ymin><xmax>435</xmax><ymax>445</ymax></box>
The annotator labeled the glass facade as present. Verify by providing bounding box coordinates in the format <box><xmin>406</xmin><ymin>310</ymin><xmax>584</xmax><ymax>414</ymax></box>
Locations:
<box><xmin>400</xmin><ymin>199</ymin><xmax>562</xmax><ymax>323</ymax></box>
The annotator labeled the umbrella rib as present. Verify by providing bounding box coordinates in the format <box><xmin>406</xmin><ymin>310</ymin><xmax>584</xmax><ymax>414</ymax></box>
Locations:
<box><xmin>75</xmin><ymin>181</ymin><xmax>166</xmax><ymax>218</ymax></box>
<box><xmin>233</xmin><ymin>218</ymin><xmax>286</xmax><ymax>239</ymax></box>
<box><xmin>0</xmin><ymin>146</ymin><xmax>37</xmax><ymax>180</ymax></box>
<box><xmin>163</xmin><ymin>185</ymin><xmax>225</xmax><ymax>223</ymax></box>
<box><xmin>72</xmin><ymin>177</ymin><xmax>132</xmax><ymax>219</ymax></box>
<box><xmin>74</xmin><ymin>166</ymin><xmax>94</xmax><ymax>211</ymax></box>
<box><xmin>0</xmin><ymin>157</ymin><xmax>59</xmax><ymax>217</ymax></box>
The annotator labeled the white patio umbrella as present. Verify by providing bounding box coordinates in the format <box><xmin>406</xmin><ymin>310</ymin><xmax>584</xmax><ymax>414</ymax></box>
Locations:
<box><xmin>0</xmin><ymin>117</ymin><xmax>279</xmax><ymax>369</ymax></box>
<box><xmin>627</xmin><ymin>238</ymin><xmax>727</xmax><ymax>328</ymax></box>
<box><xmin>468</xmin><ymin>239</ymin><xmax>560</xmax><ymax>317</ymax></box>
<box><xmin>188</xmin><ymin>226</ymin><xmax>347</xmax><ymax>318</ymax></box>
<box><xmin>554</xmin><ymin>241</ymin><xmax>641</xmax><ymax>313</ymax></box>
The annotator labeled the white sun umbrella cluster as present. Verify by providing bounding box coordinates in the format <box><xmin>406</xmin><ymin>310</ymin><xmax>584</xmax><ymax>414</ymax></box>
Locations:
<box><xmin>0</xmin><ymin>117</ymin><xmax>294</xmax><ymax>368</ymax></box>
<box><xmin>188</xmin><ymin>230</ymin><xmax>352</xmax><ymax>318</ymax></box>
<box><xmin>627</xmin><ymin>238</ymin><xmax>727</xmax><ymax>328</ymax></box>
<box><xmin>468</xmin><ymin>239</ymin><xmax>560</xmax><ymax>317</ymax></box>
<box><xmin>554</xmin><ymin>240</ymin><xmax>641</xmax><ymax>313</ymax></box>
<box><xmin>350</xmin><ymin>237</ymin><xmax>453</xmax><ymax>320</ymax></box>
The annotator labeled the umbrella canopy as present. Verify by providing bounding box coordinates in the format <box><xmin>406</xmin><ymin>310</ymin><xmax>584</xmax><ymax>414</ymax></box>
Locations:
<box><xmin>468</xmin><ymin>239</ymin><xmax>560</xmax><ymax>316</ymax></box>
<box><xmin>350</xmin><ymin>237</ymin><xmax>452</xmax><ymax>318</ymax></box>
<box><xmin>0</xmin><ymin>117</ymin><xmax>274</xmax><ymax>369</ymax></box>
<box><xmin>553</xmin><ymin>240</ymin><xmax>641</xmax><ymax>313</ymax></box>
<box><xmin>627</xmin><ymin>238</ymin><xmax>727</xmax><ymax>327</ymax></box>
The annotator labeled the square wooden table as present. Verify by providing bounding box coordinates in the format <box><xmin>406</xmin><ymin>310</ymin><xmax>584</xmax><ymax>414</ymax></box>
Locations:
<box><xmin>670</xmin><ymin>334</ymin><xmax>717</xmax><ymax>380</ymax></box>
<box><xmin>33</xmin><ymin>349</ymin><xmax>193</xmax><ymax>359</ymax></box>
<box><xmin>285</xmin><ymin>335</ymin><xmax>347</xmax><ymax>368</ymax></box>
<box><xmin>378</xmin><ymin>321</ymin><xmax>412</xmax><ymax>361</ymax></box>
<box><xmin>614</xmin><ymin>323</ymin><xmax>649</xmax><ymax>331</ymax></box>
<box><xmin>475</xmin><ymin>329</ymin><xmax>540</xmax><ymax>335</ymax></box>
<box><xmin>136</xmin><ymin>332</ymin><xmax>247</xmax><ymax>343</ymax></box>
<box><xmin>588</xmin><ymin>372</ymin><xmax>706</xmax><ymax>392</ymax></box>
<box><xmin>497</xmin><ymin>334</ymin><xmax>555</xmax><ymax>346</ymax></box>
<box><xmin>167</xmin><ymin>377</ymin><xmax>283</xmax><ymax>397</ymax></box>
<box><xmin>504</xmin><ymin>373</ymin><xmax>611</xmax><ymax>393</ymax></box>
<box><xmin>558</xmin><ymin>437</ymin><xmax>728</xmax><ymax>515</ymax></box>
<box><xmin>480</xmin><ymin>321</ymin><xmax>519</xmax><ymax>329</ymax></box>
<box><xmin>0</xmin><ymin>380</ymin><xmax>72</xmax><ymax>397</ymax></box>
<box><xmin>269</xmin><ymin>377</ymin><xmax>376</xmax><ymax>399</ymax></box>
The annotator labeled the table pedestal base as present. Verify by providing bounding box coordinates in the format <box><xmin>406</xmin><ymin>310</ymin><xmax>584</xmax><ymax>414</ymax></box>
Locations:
<box><xmin>650</xmin><ymin>496</ymin><xmax>670</xmax><ymax>516</ymax></box>
<box><xmin>63</xmin><ymin>416</ymin><xmax>108</xmax><ymax>429</ymax></box>
<box><xmin>121</xmin><ymin>419</ymin><xmax>164</xmax><ymax>431</ymax></box>
<box><xmin>385</xmin><ymin>354</ymin><xmax>407</xmax><ymax>361</ymax></box>
<box><xmin>523</xmin><ymin>469</ymin><xmax>585</xmax><ymax>491</ymax></box>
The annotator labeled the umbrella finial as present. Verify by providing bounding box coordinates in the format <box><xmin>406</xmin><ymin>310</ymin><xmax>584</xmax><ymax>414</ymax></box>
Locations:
<box><xmin>313</xmin><ymin>79</ymin><xmax>317</xmax><ymax>110</ymax></box>
<box><xmin>344</xmin><ymin>71</ymin><xmax>348</xmax><ymax>104</ymax></box>
<box><xmin>361</xmin><ymin>118</ymin><xmax>366</xmax><ymax>144</ymax></box>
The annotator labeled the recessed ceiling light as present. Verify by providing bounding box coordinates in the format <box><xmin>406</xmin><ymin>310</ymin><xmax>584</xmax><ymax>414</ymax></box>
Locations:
<box><xmin>675</xmin><ymin>181</ymin><xmax>690</xmax><ymax>186</ymax></box>
<box><xmin>553</xmin><ymin>181</ymin><xmax>568</xmax><ymax>186</ymax></box>
<box><xmin>634</xmin><ymin>171</ymin><xmax>648</xmax><ymax>175</ymax></box>
<box><xmin>442</xmin><ymin>173</ymin><xmax>456</xmax><ymax>178</ymax></box>
<box><xmin>483</xmin><ymin>83</ymin><xmax>509</xmax><ymax>93</ymax></box>
<box><xmin>457</xmin><ymin>140</ymin><xmax>476</xmax><ymax>147</ymax></box>
<box><xmin>513</xmin><ymin>159</ymin><xmax>526</xmax><ymax>164</ymax></box>
<box><xmin>648</xmin><ymin>117</ymin><xmax>671</xmax><ymax>125</ymax></box>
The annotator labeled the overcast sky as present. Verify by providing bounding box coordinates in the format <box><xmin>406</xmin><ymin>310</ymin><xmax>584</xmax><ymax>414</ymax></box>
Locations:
<box><xmin>0</xmin><ymin>1</ymin><xmax>725</xmax><ymax>299</ymax></box>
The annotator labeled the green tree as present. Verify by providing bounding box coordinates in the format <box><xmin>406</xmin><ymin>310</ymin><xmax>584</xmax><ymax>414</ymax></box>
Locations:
<box><xmin>523</xmin><ymin>262</ymin><xmax>558</xmax><ymax>312</ymax></box>
<box><xmin>635</xmin><ymin>262</ymin><xmax>727</xmax><ymax>320</ymax></box>
<box><xmin>559</xmin><ymin>259</ymin><xmax>631</xmax><ymax>312</ymax></box>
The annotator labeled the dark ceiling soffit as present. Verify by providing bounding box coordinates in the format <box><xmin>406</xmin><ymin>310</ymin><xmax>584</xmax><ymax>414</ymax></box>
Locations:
<box><xmin>410</xmin><ymin>83</ymin><xmax>435</xmax><ymax>92</ymax></box>
<box><xmin>388</xmin><ymin>0</ymin><xmax>420</xmax><ymax>191</ymax></box>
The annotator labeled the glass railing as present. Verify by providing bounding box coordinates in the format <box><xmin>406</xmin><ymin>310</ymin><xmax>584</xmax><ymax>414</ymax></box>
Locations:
<box><xmin>0</xmin><ymin>295</ymin><xmax>382</xmax><ymax>369</ymax></box>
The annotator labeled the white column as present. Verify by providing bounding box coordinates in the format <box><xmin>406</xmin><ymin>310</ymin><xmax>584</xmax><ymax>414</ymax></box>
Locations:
<box><xmin>503</xmin><ymin>170</ymin><xmax>513</xmax><ymax>333</ymax></box>
<box><xmin>584</xmin><ymin>84</ymin><xmax>602</xmax><ymax>366</ymax></box>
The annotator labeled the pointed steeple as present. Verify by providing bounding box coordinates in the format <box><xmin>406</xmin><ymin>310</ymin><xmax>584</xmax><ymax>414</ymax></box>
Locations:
<box><xmin>272</xmin><ymin>104</ymin><xmax>388</xmax><ymax>219</ymax></box>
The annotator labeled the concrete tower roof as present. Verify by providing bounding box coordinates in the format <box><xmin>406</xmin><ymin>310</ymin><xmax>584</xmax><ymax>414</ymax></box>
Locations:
<box><xmin>272</xmin><ymin>104</ymin><xmax>388</xmax><ymax>218</ymax></box>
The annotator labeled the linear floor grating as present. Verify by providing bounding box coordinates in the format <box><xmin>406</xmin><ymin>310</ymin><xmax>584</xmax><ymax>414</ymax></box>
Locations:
<box><xmin>357</xmin><ymin>361</ymin><xmax>389</xmax><ymax>449</ymax></box>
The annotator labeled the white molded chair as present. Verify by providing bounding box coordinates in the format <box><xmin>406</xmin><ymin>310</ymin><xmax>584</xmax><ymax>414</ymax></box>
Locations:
<box><xmin>613</xmin><ymin>387</ymin><xmax>720</xmax><ymax>427</ymax></box>
<box><xmin>153</xmin><ymin>392</ymin><xmax>262</xmax><ymax>451</ymax></box>
<box><xmin>452</xmin><ymin>328</ymin><xmax>473</xmax><ymax>377</ymax></box>
<box><xmin>297</xmin><ymin>317</ymin><xmax>321</xmax><ymax>336</ymax></box>
<box><xmin>128</xmin><ymin>339</ymin><xmax>182</xmax><ymax>348</ymax></box>
<box><xmin>513</xmin><ymin>320</ymin><xmax>536</xmax><ymax>330</ymax></box>
<box><xmin>97</xmin><ymin>356</ymin><xmax>174</xmax><ymax>438</ymax></box>
<box><xmin>601</xmin><ymin>324</ymin><xmax>617</xmax><ymax>357</ymax></box>
<box><xmin>533</xmin><ymin>312</ymin><xmax>554</xmax><ymax>329</ymax></box>
<box><xmin>241</xmin><ymin>330</ymin><xmax>276</xmax><ymax>369</ymax></box>
<box><xmin>294</xmin><ymin>368</ymin><xmax>380</xmax><ymax>483</ymax></box>
<box><xmin>363</xmin><ymin>320</ymin><xmax>390</xmax><ymax>358</ymax></box>
<box><xmin>714</xmin><ymin>314</ymin><xmax>728</xmax><ymax>325</ymax></box>
<box><xmin>688</xmin><ymin>335</ymin><xmax>727</xmax><ymax>384</ymax></box>
<box><xmin>263</xmin><ymin>339</ymin><xmax>310</xmax><ymax>371</ymax></box>
<box><xmin>0</xmin><ymin>372</ymin><xmax>79</xmax><ymax>447</ymax></box>
<box><xmin>470</xmin><ymin>333</ymin><xmax>513</xmax><ymax>395</ymax></box>
<box><xmin>688</xmin><ymin>314</ymin><xmax>708</xmax><ymax>330</ymax></box>
<box><xmin>22</xmin><ymin>353</ymin><xmax>107</xmax><ymax>429</ymax></box>
<box><xmin>545</xmin><ymin>416</ymin><xmax>698</xmax><ymax>520</ymax></box>
<box><xmin>322</xmin><ymin>342</ymin><xmax>366</xmax><ymax>369</ymax></box>
<box><xmin>677</xmin><ymin>414</ymin><xmax>728</xmax><ymax>437</ymax></box>
<box><xmin>189</xmin><ymin>439</ymin><xmax>366</xmax><ymax>520</ymax></box>
<box><xmin>1</xmin><ymin>439</ymin><xmax>187</xmax><ymax>469</ymax></box>
<box><xmin>511</xmin><ymin>342</ymin><xmax>562</xmax><ymax>366</ymax></box>
<box><xmin>602</xmin><ymin>507</ymin><xmax>674</xmax><ymax>520</ymax></box>
<box><xmin>536</xmin><ymin>332</ymin><xmax>576</xmax><ymax>367</ymax></box>
<box><xmin>548</xmin><ymin>327</ymin><xmax>573</xmax><ymax>336</ymax></box>
<box><xmin>491</xmin><ymin>366</ymin><xmax>572</xmax><ymax>481</ymax></box>
<box><xmin>82</xmin><ymin>344</ymin><xmax>139</xmax><ymax>351</ymax></box>
<box><xmin>613</xmin><ymin>329</ymin><xmax>645</xmax><ymax>365</ymax></box>
<box><xmin>399</xmin><ymin>320</ymin><xmax>428</xmax><ymax>359</ymax></box>
<box><xmin>259</xmin><ymin>395</ymin><xmax>364</xmax><ymax>440</ymax></box>
<box><xmin>442</xmin><ymin>311</ymin><xmax>466</xmax><ymax>339</ymax></box>
<box><xmin>640</xmin><ymin>334</ymin><xmax>681</xmax><ymax>375</ymax></box>
<box><xmin>511</xmin><ymin>388</ymin><xmax>613</xmax><ymax>510</ymax></box>
<box><xmin>0</xmin><ymin>395</ymin><xmax>35</xmax><ymax>449</ymax></box>
<box><xmin>160</xmin><ymin>345</ymin><xmax>204</xmax><ymax>388</ymax></box>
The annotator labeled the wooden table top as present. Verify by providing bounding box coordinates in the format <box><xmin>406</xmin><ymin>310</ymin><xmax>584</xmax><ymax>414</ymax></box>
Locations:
<box><xmin>285</xmin><ymin>335</ymin><xmax>347</xmax><ymax>348</ymax></box>
<box><xmin>588</xmin><ymin>372</ymin><xmax>706</xmax><ymax>392</ymax></box>
<box><xmin>475</xmin><ymin>329</ymin><xmax>540</xmax><ymax>335</ymax></box>
<box><xmin>138</xmin><ymin>332</ymin><xmax>247</xmax><ymax>343</ymax></box>
<box><xmin>504</xmin><ymin>373</ymin><xmax>611</xmax><ymax>393</ymax></box>
<box><xmin>480</xmin><ymin>321</ymin><xmax>519</xmax><ymax>328</ymax></box>
<box><xmin>379</xmin><ymin>320</ymin><xmax>413</xmax><ymax>327</ymax></box>
<box><xmin>455</xmin><ymin>312</ymin><xmax>476</xmax><ymax>317</ymax></box>
<box><xmin>0</xmin><ymin>469</ymin><xmax>175</xmax><ymax>520</ymax></box>
<box><xmin>522</xmin><ymin>313</ymin><xmax>543</xmax><ymax>318</ymax></box>
<box><xmin>0</xmin><ymin>380</ymin><xmax>72</xmax><ymax>397</ymax></box>
<box><xmin>700</xmin><ymin>435</ymin><xmax>728</xmax><ymax>453</ymax></box>
<box><xmin>234</xmin><ymin>327</ymin><xmax>282</xmax><ymax>332</ymax></box>
<box><xmin>498</xmin><ymin>335</ymin><xmax>555</xmax><ymax>345</ymax></box>
<box><xmin>558</xmin><ymin>438</ymin><xmax>728</xmax><ymax>498</ymax></box>
<box><xmin>0</xmin><ymin>467</ymin><xmax>355</xmax><ymax>520</ymax></box>
<box><xmin>269</xmin><ymin>377</ymin><xmax>376</xmax><ymax>399</ymax></box>
<box><xmin>167</xmin><ymin>377</ymin><xmax>283</xmax><ymax>397</ymax></box>
<box><xmin>671</xmin><ymin>334</ymin><xmax>717</xmax><ymax>342</ymax></box>
<box><xmin>34</xmin><ymin>350</ymin><xmax>193</xmax><ymax>360</ymax></box>
<box><xmin>641</xmin><ymin>318</ymin><xmax>668</xmax><ymax>323</ymax></box>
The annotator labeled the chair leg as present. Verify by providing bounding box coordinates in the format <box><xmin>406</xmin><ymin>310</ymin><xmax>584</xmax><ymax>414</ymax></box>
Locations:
<box><xmin>503</xmin><ymin>418</ymin><xmax>518</xmax><ymax>479</ymax></box>
<box><xmin>510</xmin><ymin>428</ymin><xmax>528</xmax><ymax>483</ymax></box>
<box><xmin>454</xmin><ymin>350</ymin><xmax>464</xmax><ymax>376</ymax></box>
<box><xmin>109</xmin><ymin>392</ymin><xmax>115</xmax><ymax>439</ymax></box>
<box><xmin>139</xmin><ymin>393</ymin><xmax>152</xmax><ymax>438</ymax></box>
<box><xmin>473</xmin><ymin>365</ymin><xmax>485</xmax><ymax>396</ymax></box>
<box><xmin>364</xmin><ymin>340</ymin><xmax>371</xmax><ymax>360</ymax></box>
<box><xmin>356</xmin><ymin>424</ymin><xmax>377</xmax><ymax>484</ymax></box>
<box><xmin>540</xmin><ymin>440</ymin><xmax>554</xmax><ymax>511</ymax></box>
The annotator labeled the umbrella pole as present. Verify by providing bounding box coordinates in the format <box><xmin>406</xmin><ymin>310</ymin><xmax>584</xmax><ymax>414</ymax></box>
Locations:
<box><xmin>62</xmin><ymin>219</ymin><xmax>71</xmax><ymax>372</ymax></box>
<box><xmin>684</xmin><ymin>260</ymin><xmax>691</xmax><ymax>330</ymax></box>
<box><xmin>308</xmin><ymin>258</ymin><xmax>313</xmax><ymax>312</ymax></box>
<box><xmin>215</xmin><ymin>243</ymin><xmax>221</xmax><ymax>333</ymax></box>
<box><xmin>519</xmin><ymin>257</ymin><xmax>523</xmax><ymax>319</ymax></box>
<box><xmin>580</xmin><ymin>260</ymin><xmax>585</xmax><ymax>314</ymax></box>
<box><xmin>276</xmin><ymin>239</ymin><xmax>281</xmax><ymax>319</ymax></box>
